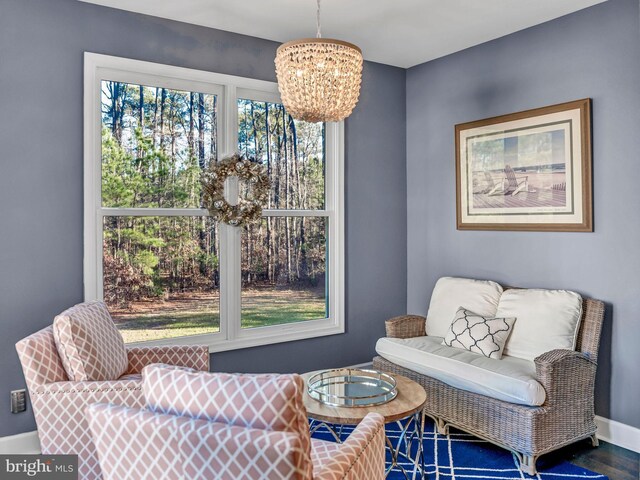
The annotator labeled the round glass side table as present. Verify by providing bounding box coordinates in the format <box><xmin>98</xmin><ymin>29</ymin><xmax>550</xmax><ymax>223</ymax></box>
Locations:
<box><xmin>303</xmin><ymin>368</ymin><xmax>427</xmax><ymax>479</ymax></box>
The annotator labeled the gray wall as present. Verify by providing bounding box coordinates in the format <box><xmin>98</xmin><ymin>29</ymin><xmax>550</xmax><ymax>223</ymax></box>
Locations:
<box><xmin>407</xmin><ymin>0</ymin><xmax>640</xmax><ymax>428</ymax></box>
<box><xmin>0</xmin><ymin>0</ymin><xmax>407</xmax><ymax>437</ymax></box>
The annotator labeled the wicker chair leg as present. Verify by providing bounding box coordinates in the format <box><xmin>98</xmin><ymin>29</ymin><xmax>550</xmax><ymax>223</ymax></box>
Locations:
<box><xmin>590</xmin><ymin>433</ymin><xmax>599</xmax><ymax>447</ymax></box>
<box><xmin>519</xmin><ymin>454</ymin><xmax>538</xmax><ymax>476</ymax></box>
<box><xmin>436</xmin><ymin>418</ymin><xmax>449</xmax><ymax>435</ymax></box>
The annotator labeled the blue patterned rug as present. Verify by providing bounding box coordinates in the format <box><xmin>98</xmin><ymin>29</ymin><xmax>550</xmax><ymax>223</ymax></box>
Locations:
<box><xmin>310</xmin><ymin>417</ymin><xmax>608</xmax><ymax>479</ymax></box>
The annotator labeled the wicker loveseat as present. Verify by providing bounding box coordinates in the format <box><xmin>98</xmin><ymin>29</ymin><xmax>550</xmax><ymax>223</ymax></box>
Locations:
<box><xmin>373</xmin><ymin>281</ymin><xmax>605</xmax><ymax>475</ymax></box>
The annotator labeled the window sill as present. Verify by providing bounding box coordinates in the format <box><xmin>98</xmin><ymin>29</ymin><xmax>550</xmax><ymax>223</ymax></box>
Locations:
<box><xmin>125</xmin><ymin>321</ymin><xmax>345</xmax><ymax>354</ymax></box>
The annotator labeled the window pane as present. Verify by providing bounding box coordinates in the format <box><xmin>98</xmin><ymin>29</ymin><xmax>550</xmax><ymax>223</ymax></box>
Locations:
<box><xmin>103</xmin><ymin>216</ymin><xmax>220</xmax><ymax>343</ymax></box>
<box><xmin>237</xmin><ymin>98</ymin><xmax>325</xmax><ymax>210</ymax></box>
<box><xmin>241</xmin><ymin>217</ymin><xmax>327</xmax><ymax>329</ymax></box>
<box><xmin>101</xmin><ymin>80</ymin><xmax>218</xmax><ymax>208</ymax></box>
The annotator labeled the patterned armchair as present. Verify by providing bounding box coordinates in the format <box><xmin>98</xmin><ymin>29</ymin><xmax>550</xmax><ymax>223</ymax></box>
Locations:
<box><xmin>87</xmin><ymin>364</ymin><xmax>386</xmax><ymax>480</ymax></box>
<box><xmin>15</xmin><ymin>302</ymin><xmax>210</xmax><ymax>480</ymax></box>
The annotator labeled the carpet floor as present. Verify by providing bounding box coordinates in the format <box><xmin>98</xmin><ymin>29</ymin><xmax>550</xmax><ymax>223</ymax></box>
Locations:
<box><xmin>310</xmin><ymin>417</ymin><xmax>608</xmax><ymax>479</ymax></box>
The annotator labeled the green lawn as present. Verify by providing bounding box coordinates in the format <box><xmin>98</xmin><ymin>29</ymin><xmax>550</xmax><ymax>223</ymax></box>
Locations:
<box><xmin>114</xmin><ymin>290</ymin><xmax>326</xmax><ymax>343</ymax></box>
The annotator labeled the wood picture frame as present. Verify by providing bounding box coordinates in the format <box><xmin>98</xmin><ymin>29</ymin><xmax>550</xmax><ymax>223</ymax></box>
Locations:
<box><xmin>455</xmin><ymin>99</ymin><xmax>592</xmax><ymax>232</ymax></box>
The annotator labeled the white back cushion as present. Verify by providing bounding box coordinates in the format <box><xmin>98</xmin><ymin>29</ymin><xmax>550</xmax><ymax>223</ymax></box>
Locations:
<box><xmin>498</xmin><ymin>289</ymin><xmax>583</xmax><ymax>361</ymax></box>
<box><xmin>426</xmin><ymin>277</ymin><xmax>503</xmax><ymax>337</ymax></box>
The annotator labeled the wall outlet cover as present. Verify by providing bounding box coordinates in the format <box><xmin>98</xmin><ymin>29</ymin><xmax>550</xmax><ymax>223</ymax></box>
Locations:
<box><xmin>10</xmin><ymin>390</ymin><xmax>26</xmax><ymax>414</ymax></box>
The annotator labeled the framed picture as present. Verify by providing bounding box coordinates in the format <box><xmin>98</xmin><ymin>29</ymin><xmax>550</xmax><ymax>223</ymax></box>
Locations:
<box><xmin>455</xmin><ymin>99</ymin><xmax>592</xmax><ymax>231</ymax></box>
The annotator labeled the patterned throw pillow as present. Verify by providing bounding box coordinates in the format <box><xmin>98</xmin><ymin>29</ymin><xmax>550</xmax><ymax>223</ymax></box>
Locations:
<box><xmin>142</xmin><ymin>364</ymin><xmax>313</xmax><ymax>478</ymax></box>
<box><xmin>53</xmin><ymin>301</ymin><xmax>128</xmax><ymax>381</ymax></box>
<box><xmin>442</xmin><ymin>307</ymin><xmax>516</xmax><ymax>359</ymax></box>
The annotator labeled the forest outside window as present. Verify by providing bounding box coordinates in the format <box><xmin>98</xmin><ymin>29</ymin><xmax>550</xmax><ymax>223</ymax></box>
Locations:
<box><xmin>84</xmin><ymin>53</ymin><xmax>344</xmax><ymax>351</ymax></box>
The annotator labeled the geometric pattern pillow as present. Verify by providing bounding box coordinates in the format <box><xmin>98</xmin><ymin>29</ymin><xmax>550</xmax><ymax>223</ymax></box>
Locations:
<box><xmin>442</xmin><ymin>307</ymin><xmax>516</xmax><ymax>360</ymax></box>
<box><xmin>142</xmin><ymin>364</ymin><xmax>313</xmax><ymax>478</ymax></box>
<box><xmin>53</xmin><ymin>301</ymin><xmax>128</xmax><ymax>381</ymax></box>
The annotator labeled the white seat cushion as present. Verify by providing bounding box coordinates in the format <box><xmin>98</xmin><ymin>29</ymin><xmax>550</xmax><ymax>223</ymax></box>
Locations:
<box><xmin>375</xmin><ymin>336</ymin><xmax>546</xmax><ymax>406</ymax></box>
<box><xmin>498</xmin><ymin>289</ymin><xmax>583</xmax><ymax>361</ymax></box>
<box><xmin>426</xmin><ymin>277</ymin><xmax>503</xmax><ymax>337</ymax></box>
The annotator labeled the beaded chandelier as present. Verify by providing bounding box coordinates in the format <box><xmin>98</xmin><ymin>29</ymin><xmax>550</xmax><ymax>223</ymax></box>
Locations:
<box><xmin>275</xmin><ymin>0</ymin><xmax>363</xmax><ymax>123</ymax></box>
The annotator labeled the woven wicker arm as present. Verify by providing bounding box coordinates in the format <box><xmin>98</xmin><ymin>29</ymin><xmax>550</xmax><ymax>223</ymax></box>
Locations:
<box><xmin>534</xmin><ymin>349</ymin><xmax>597</xmax><ymax>407</ymax></box>
<box><xmin>385</xmin><ymin>315</ymin><xmax>426</xmax><ymax>338</ymax></box>
<box><xmin>125</xmin><ymin>345</ymin><xmax>210</xmax><ymax>374</ymax></box>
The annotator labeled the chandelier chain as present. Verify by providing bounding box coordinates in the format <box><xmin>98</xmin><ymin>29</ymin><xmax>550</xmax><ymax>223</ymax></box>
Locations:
<box><xmin>316</xmin><ymin>0</ymin><xmax>322</xmax><ymax>38</ymax></box>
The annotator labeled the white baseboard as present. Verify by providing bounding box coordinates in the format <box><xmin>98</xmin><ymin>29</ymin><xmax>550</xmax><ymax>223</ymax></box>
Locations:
<box><xmin>595</xmin><ymin>415</ymin><xmax>640</xmax><ymax>453</ymax></box>
<box><xmin>0</xmin><ymin>430</ymin><xmax>40</xmax><ymax>454</ymax></box>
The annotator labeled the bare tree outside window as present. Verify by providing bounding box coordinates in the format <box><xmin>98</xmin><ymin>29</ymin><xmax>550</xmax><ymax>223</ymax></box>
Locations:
<box><xmin>101</xmin><ymin>82</ymin><xmax>327</xmax><ymax>342</ymax></box>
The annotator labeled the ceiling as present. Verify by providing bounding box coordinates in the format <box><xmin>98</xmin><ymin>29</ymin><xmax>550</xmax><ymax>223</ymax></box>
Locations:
<box><xmin>79</xmin><ymin>0</ymin><xmax>606</xmax><ymax>68</ymax></box>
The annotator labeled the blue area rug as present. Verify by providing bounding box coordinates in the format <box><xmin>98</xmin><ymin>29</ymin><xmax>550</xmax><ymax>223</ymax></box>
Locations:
<box><xmin>310</xmin><ymin>417</ymin><xmax>608</xmax><ymax>479</ymax></box>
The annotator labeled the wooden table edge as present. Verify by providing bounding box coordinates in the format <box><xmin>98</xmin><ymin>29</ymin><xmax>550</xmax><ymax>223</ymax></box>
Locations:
<box><xmin>302</xmin><ymin>370</ymin><xmax>427</xmax><ymax>425</ymax></box>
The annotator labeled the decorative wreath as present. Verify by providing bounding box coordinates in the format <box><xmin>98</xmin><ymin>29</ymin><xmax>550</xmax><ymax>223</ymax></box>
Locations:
<box><xmin>201</xmin><ymin>153</ymin><xmax>270</xmax><ymax>226</ymax></box>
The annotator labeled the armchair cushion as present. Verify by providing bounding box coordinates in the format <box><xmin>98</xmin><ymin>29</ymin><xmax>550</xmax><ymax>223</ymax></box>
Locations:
<box><xmin>87</xmin><ymin>403</ymin><xmax>308</xmax><ymax>480</ymax></box>
<box><xmin>142</xmin><ymin>364</ymin><xmax>313</xmax><ymax>478</ymax></box>
<box><xmin>376</xmin><ymin>335</ymin><xmax>545</xmax><ymax>406</ymax></box>
<box><xmin>53</xmin><ymin>301</ymin><xmax>128</xmax><ymax>381</ymax></box>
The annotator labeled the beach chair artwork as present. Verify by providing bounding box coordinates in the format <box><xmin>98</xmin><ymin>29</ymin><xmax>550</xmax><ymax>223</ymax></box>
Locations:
<box><xmin>456</xmin><ymin>99</ymin><xmax>592</xmax><ymax>231</ymax></box>
<box><xmin>488</xmin><ymin>165</ymin><xmax>534</xmax><ymax>196</ymax></box>
<box><xmin>472</xmin><ymin>171</ymin><xmax>497</xmax><ymax>194</ymax></box>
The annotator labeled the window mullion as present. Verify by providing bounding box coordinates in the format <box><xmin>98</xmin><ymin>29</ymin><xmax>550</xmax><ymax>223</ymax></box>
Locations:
<box><xmin>326</xmin><ymin>122</ymin><xmax>344</xmax><ymax>329</ymax></box>
<box><xmin>94</xmin><ymin>211</ymin><xmax>104</xmax><ymax>301</ymax></box>
<box><xmin>220</xmin><ymin>84</ymin><xmax>241</xmax><ymax>340</ymax></box>
<box><xmin>222</xmin><ymin>225</ymin><xmax>241</xmax><ymax>341</ymax></box>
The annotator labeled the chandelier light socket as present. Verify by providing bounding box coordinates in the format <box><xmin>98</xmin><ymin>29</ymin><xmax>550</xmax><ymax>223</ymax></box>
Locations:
<box><xmin>275</xmin><ymin>37</ymin><xmax>364</xmax><ymax>123</ymax></box>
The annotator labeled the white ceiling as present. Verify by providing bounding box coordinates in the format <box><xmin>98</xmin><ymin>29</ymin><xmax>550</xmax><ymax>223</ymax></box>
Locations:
<box><xmin>79</xmin><ymin>0</ymin><xmax>606</xmax><ymax>68</ymax></box>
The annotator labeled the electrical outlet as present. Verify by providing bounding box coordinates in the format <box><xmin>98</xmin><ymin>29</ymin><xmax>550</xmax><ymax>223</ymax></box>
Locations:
<box><xmin>11</xmin><ymin>389</ymin><xmax>26</xmax><ymax>413</ymax></box>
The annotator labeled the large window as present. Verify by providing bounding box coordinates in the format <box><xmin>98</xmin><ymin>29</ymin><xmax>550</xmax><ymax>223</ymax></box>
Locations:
<box><xmin>84</xmin><ymin>53</ymin><xmax>344</xmax><ymax>351</ymax></box>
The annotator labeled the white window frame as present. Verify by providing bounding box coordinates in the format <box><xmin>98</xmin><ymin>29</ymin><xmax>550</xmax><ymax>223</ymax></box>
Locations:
<box><xmin>83</xmin><ymin>52</ymin><xmax>344</xmax><ymax>352</ymax></box>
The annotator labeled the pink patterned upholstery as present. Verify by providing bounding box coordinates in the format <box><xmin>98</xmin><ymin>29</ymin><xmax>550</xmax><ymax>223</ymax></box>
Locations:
<box><xmin>88</xmin><ymin>371</ymin><xmax>386</xmax><ymax>480</ymax></box>
<box><xmin>126</xmin><ymin>345</ymin><xmax>210</xmax><ymax>374</ymax></box>
<box><xmin>311</xmin><ymin>439</ymin><xmax>342</xmax><ymax>477</ymax></box>
<box><xmin>16</xmin><ymin>326</ymin><xmax>68</xmax><ymax>391</ymax></box>
<box><xmin>87</xmin><ymin>403</ymin><xmax>308</xmax><ymax>480</ymax></box>
<box><xmin>53</xmin><ymin>301</ymin><xmax>128</xmax><ymax>381</ymax></box>
<box><xmin>143</xmin><ymin>364</ymin><xmax>313</xmax><ymax>478</ymax></box>
<box><xmin>29</xmin><ymin>376</ymin><xmax>145</xmax><ymax>479</ymax></box>
<box><xmin>16</xmin><ymin>312</ymin><xmax>210</xmax><ymax>480</ymax></box>
<box><xmin>313</xmin><ymin>414</ymin><xmax>386</xmax><ymax>480</ymax></box>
